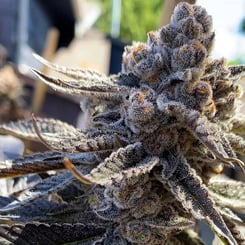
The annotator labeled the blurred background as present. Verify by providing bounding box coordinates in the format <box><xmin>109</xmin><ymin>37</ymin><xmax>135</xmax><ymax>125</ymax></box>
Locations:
<box><xmin>1</xmin><ymin>0</ymin><xmax>245</xmax><ymax>72</ymax></box>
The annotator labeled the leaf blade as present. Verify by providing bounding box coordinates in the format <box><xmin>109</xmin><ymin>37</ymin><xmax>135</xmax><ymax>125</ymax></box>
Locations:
<box><xmin>162</xmin><ymin>152</ymin><xmax>238</xmax><ymax>245</ymax></box>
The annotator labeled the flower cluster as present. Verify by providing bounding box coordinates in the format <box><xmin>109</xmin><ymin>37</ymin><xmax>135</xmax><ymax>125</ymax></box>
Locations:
<box><xmin>0</xmin><ymin>2</ymin><xmax>245</xmax><ymax>244</ymax></box>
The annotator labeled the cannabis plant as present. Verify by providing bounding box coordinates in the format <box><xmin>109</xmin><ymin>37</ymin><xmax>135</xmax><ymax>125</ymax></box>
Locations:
<box><xmin>0</xmin><ymin>2</ymin><xmax>245</xmax><ymax>244</ymax></box>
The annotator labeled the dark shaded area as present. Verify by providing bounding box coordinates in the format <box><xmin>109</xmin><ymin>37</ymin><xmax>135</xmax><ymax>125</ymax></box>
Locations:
<box><xmin>0</xmin><ymin>0</ymin><xmax>19</xmax><ymax>61</ymax></box>
<box><xmin>107</xmin><ymin>36</ymin><xmax>126</xmax><ymax>74</ymax></box>
<box><xmin>0</xmin><ymin>0</ymin><xmax>75</xmax><ymax>61</ymax></box>
<box><xmin>240</xmin><ymin>17</ymin><xmax>245</xmax><ymax>33</ymax></box>
<box><xmin>29</xmin><ymin>0</ymin><xmax>51</xmax><ymax>55</ymax></box>
<box><xmin>37</xmin><ymin>0</ymin><xmax>75</xmax><ymax>48</ymax></box>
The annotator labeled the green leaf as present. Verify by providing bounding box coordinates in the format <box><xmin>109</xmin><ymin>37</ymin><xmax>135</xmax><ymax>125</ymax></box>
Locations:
<box><xmin>208</xmin><ymin>177</ymin><xmax>245</xmax><ymax>212</ymax></box>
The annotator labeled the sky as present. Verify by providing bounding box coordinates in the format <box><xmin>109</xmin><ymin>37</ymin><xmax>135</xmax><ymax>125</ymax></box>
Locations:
<box><xmin>197</xmin><ymin>0</ymin><xmax>245</xmax><ymax>62</ymax></box>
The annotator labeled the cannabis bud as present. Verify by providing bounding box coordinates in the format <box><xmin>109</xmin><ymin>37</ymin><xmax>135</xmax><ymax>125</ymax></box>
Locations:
<box><xmin>0</xmin><ymin>2</ymin><xmax>245</xmax><ymax>244</ymax></box>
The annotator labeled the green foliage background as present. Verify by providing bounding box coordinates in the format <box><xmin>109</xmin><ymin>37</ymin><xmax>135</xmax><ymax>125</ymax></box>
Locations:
<box><xmin>96</xmin><ymin>0</ymin><xmax>164</xmax><ymax>43</ymax></box>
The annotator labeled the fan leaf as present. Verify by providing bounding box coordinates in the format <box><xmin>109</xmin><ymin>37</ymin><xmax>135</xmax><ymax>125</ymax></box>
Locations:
<box><xmin>0</xmin><ymin>172</ymin><xmax>74</xmax><ymax>213</ymax></box>
<box><xmin>208</xmin><ymin>177</ymin><xmax>245</xmax><ymax>212</ymax></box>
<box><xmin>161</xmin><ymin>152</ymin><xmax>238</xmax><ymax>245</ymax></box>
<box><xmin>0</xmin><ymin>151</ymin><xmax>98</xmax><ymax>178</ymax></box>
<box><xmin>0</xmin><ymin>117</ymin><xmax>80</xmax><ymax>142</ymax></box>
<box><xmin>31</xmin><ymin>69</ymin><xmax>127</xmax><ymax>100</ymax></box>
<box><xmin>0</xmin><ymin>222</ymin><xmax>106</xmax><ymax>244</ymax></box>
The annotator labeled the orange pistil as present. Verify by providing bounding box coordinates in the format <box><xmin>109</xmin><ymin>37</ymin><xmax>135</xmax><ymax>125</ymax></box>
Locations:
<box><xmin>213</xmin><ymin>163</ymin><xmax>224</xmax><ymax>174</ymax></box>
<box><xmin>64</xmin><ymin>157</ymin><xmax>93</xmax><ymax>185</ymax></box>
<box><xmin>193</xmin><ymin>42</ymin><xmax>204</xmax><ymax>51</ymax></box>
<box><xmin>203</xmin><ymin>99</ymin><xmax>216</xmax><ymax>117</ymax></box>
<box><xmin>136</xmin><ymin>89</ymin><xmax>150</xmax><ymax>104</ymax></box>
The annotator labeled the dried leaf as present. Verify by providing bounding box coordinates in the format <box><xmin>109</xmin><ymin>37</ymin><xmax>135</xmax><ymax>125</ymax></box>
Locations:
<box><xmin>0</xmin><ymin>151</ymin><xmax>97</xmax><ymax>178</ymax></box>
<box><xmin>31</xmin><ymin>69</ymin><xmax>127</xmax><ymax>100</ymax></box>
<box><xmin>34</xmin><ymin>53</ymin><xmax>116</xmax><ymax>85</ymax></box>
